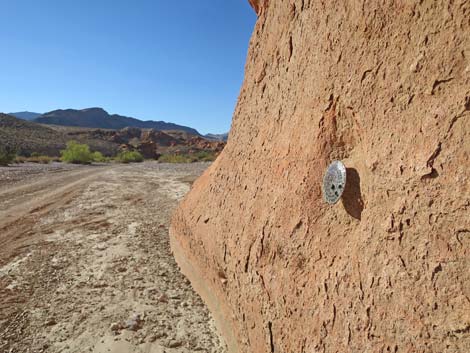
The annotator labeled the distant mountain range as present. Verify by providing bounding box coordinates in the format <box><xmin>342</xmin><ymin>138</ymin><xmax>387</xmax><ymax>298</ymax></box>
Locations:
<box><xmin>204</xmin><ymin>133</ymin><xmax>228</xmax><ymax>142</ymax></box>
<box><xmin>9</xmin><ymin>108</ymin><xmax>228</xmax><ymax>139</ymax></box>
<box><xmin>9</xmin><ymin>111</ymin><xmax>42</xmax><ymax>121</ymax></box>
<box><xmin>33</xmin><ymin>108</ymin><xmax>202</xmax><ymax>135</ymax></box>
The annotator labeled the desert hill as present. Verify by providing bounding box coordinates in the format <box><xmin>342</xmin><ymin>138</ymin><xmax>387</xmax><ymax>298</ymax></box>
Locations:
<box><xmin>0</xmin><ymin>113</ymin><xmax>224</xmax><ymax>158</ymax></box>
<box><xmin>34</xmin><ymin>107</ymin><xmax>201</xmax><ymax>135</ymax></box>
<box><xmin>0</xmin><ymin>113</ymin><xmax>67</xmax><ymax>156</ymax></box>
<box><xmin>9</xmin><ymin>111</ymin><xmax>42</xmax><ymax>121</ymax></box>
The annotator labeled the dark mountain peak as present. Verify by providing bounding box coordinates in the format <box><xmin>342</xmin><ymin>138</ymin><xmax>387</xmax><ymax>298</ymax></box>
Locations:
<box><xmin>45</xmin><ymin>107</ymin><xmax>108</xmax><ymax>117</ymax></box>
<box><xmin>42</xmin><ymin>108</ymin><xmax>70</xmax><ymax>116</ymax></box>
<box><xmin>82</xmin><ymin>107</ymin><xmax>108</xmax><ymax>114</ymax></box>
<box><xmin>10</xmin><ymin>110</ymin><xmax>37</xmax><ymax>115</ymax></box>
<box><xmin>34</xmin><ymin>108</ymin><xmax>201</xmax><ymax>135</ymax></box>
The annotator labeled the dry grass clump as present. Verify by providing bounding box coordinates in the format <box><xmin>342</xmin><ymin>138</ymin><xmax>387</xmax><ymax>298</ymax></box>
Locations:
<box><xmin>158</xmin><ymin>151</ymin><xmax>217</xmax><ymax>163</ymax></box>
<box><xmin>14</xmin><ymin>155</ymin><xmax>59</xmax><ymax>164</ymax></box>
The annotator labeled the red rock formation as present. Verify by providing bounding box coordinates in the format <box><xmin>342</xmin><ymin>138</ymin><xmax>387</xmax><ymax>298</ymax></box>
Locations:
<box><xmin>248</xmin><ymin>0</ymin><xmax>268</xmax><ymax>15</ymax></box>
<box><xmin>171</xmin><ymin>1</ymin><xmax>470</xmax><ymax>352</ymax></box>
<box><xmin>186</xmin><ymin>136</ymin><xmax>226</xmax><ymax>152</ymax></box>
<box><xmin>138</xmin><ymin>141</ymin><xmax>158</xmax><ymax>159</ymax></box>
<box><xmin>141</xmin><ymin>129</ymin><xmax>180</xmax><ymax>147</ymax></box>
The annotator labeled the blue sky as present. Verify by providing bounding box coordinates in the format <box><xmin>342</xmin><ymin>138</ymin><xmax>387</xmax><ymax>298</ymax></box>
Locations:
<box><xmin>0</xmin><ymin>0</ymin><xmax>256</xmax><ymax>134</ymax></box>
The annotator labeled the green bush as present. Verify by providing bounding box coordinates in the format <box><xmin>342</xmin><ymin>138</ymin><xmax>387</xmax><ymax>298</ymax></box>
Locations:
<box><xmin>60</xmin><ymin>141</ymin><xmax>93</xmax><ymax>164</ymax></box>
<box><xmin>0</xmin><ymin>146</ymin><xmax>16</xmax><ymax>166</ymax></box>
<box><xmin>92</xmin><ymin>151</ymin><xmax>106</xmax><ymax>163</ymax></box>
<box><xmin>116</xmin><ymin>150</ymin><xmax>144</xmax><ymax>163</ymax></box>
<box><xmin>192</xmin><ymin>151</ymin><xmax>217</xmax><ymax>162</ymax></box>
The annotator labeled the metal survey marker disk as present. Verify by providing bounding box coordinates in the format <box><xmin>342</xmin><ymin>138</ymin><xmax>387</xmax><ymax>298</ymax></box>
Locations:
<box><xmin>322</xmin><ymin>160</ymin><xmax>346</xmax><ymax>204</ymax></box>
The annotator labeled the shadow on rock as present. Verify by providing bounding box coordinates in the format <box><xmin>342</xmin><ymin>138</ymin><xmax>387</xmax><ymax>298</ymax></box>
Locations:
<box><xmin>342</xmin><ymin>168</ymin><xmax>364</xmax><ymax>220</ymax></box>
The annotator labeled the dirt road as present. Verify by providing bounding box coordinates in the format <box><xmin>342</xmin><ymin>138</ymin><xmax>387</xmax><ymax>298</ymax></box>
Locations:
<box><xmin>0</xmin><ymin>162</ymin><xmax>226</xmax><ymax>353</ymax></box>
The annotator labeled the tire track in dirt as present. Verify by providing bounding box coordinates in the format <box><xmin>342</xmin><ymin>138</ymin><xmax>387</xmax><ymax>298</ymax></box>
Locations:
<box><xmin>0</xmin><ymin>166</ymin><xmax>108</xmax><ymax>267</ymax></box>
<box><xmin>0</xmin><ymin>162</ymin><xmax>226</xmax><ymax>353</ymax></box>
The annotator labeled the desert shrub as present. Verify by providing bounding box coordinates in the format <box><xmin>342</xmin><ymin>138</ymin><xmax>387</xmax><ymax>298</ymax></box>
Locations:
<box><xmin>15</xmin><ymin>155</ymin><xmax>57</xmax><ymax>164</ymax></box>
<box><xmin>30</xmin><ymin>152</ymin><xmax>40</xmax><ymax>158</ymax></box>
<box><xmin>192</xmin><ymin>151</ymin><xmax>217</xmax><ymax>162</ymax></box>
<box><xmin>37</xmin><ymin>156</ymin><xmax>52</xmax><ymax>164</ymax></box>
<box><xmin>92</xmin><ymin>151</ymin><xmax>107</xmax><ymax>163</ymax></box>
<box><xmin>29</xmin><ymin>155</ymin><xmax>52</xmax><ymax>164</ymax></box>
<box><xmin>14</xmin><ymin>155</ymin><xmax>27</xmax><ymax>164</ymax></box>
<box><xmin>116</xmin><ymin>150</ymin><xmax>144</xmax><ymax>163</ymax></box>
<box><xmin>61</xmin><ymin>141</ymin><xmax>93</xmax><ymax>164</ymax></box>
<box><xmin>158</xmin><ymin>151</ymin><xmax>217</xmax><ymax>163</ymax></box>
<box><xmin>158</xmin><ymin>154</ymin><xmax>192</xmax><ymax>163</ymax></box>
<box><xmin>0</xmin><ymin>146</ymin><xmax>16</xmax><ymax>166</ymax></box>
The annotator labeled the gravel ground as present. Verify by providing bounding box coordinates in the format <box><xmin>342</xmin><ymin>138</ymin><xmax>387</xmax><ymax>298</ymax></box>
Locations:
<box><xmin>0</xmin><ymin>162</ymin><xmax>87</xmax><ymax>189</ymax></box>
<box><xmin>0</xmin><ymin>161</ymin><xmax>226</xmax><ymax>353</ymax></box>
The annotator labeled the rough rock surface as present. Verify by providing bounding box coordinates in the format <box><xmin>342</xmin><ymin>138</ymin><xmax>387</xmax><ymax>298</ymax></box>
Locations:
<box><xmin>171</xmin><ymin>1</ymin><xmax>470</xmax><ymax>353</ymax></box>
<box><xmin>248</xmin><ymin>0</ymin><xmax>267</xmax><ymax>15</ymax></box>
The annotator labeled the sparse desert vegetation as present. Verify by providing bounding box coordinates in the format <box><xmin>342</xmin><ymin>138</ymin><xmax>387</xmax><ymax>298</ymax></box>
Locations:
<box><xmin>0</xmin><ymin>146</ymin><xmax>16</xmax><ymax>166</ymax></box>
<box><xmin>159</xmin><ymin>154</ymin><xmax>194</xmax><ymax>163</ymax></box>
<box><xmin>60</xmin><ymin>141</ymin><xmax>96</xmax><ymax>164</ymax></box>
<box><xmin>14</xmin><ymin>155</ymin><xmax>56</xmax><ymax>164</ymax></box>
<box><xmin>159</xmin><ymin>151</ymin><xmax>218</xmax><ymax>163</ymax></box>
<box><xmin>0</xmin><ymin>137</ymin><xmax>220</xmax><ymax>167</ymax></box>
<box><xmin>115</xmin><ymin>150</ymin><xmax>144</xmax><ymax>163</ymax></box>
<box><xmin>91</xmin><ymin>151</ymin><xmax>107</xmax><ymax>163</ymax></box>
<box><xmin>1</xmin><ymin>113</ymin><xmax>225</xmax><ymax>166</ymax></box>
<box><xmin>59</xmin><ymin>141</ymin><xmax>114</xmax><ymax>164</ymax></box>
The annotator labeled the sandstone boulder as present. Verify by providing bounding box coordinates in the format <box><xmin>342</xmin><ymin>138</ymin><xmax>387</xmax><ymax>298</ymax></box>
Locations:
<box><xmin>171</xmin><ymin>1</ymin><xmax>470</xmax><ymax>353</ymax></box>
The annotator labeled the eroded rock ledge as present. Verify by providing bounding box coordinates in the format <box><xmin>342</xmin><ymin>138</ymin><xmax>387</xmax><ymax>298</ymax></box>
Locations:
<box><xmin>248</xmin><ymin>0</ymin><xmax>268</xmax><ymax>15</ymax></box>
<box><xmin>171</xmin><ymin>1</ymin><xmax>470</xmax><ymax>352</ymax></box>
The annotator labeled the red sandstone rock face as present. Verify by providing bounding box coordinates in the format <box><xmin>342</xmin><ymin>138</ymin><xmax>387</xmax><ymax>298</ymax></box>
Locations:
<box><xmin>186</xmin><ymin>136</ymin><xmax>226</xmax><ymax>152</ymax></box>
<box><xmin>171</xmin><ymin>1</ymin><xmax>470</xmax><ymax>352</ymax></box>
<box><xmin>248</xmin><ymin>0</ymin><xmax>268</xmax><ymax>15</ymax></box>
